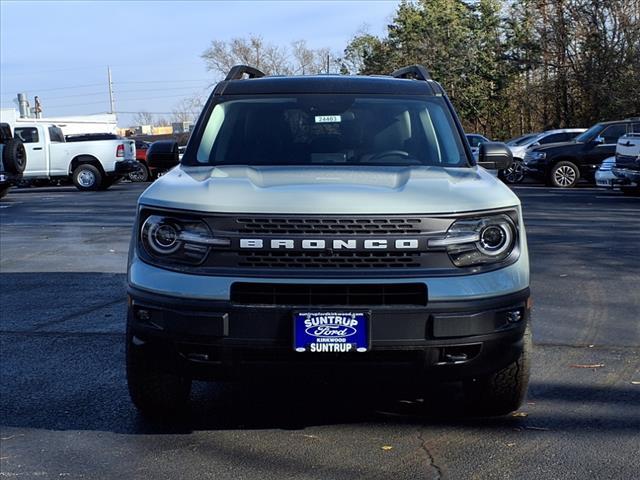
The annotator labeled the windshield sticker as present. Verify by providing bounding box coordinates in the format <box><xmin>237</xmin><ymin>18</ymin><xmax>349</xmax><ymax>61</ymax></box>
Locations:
<box><xmin>315</xmin><ymin>115</ymin><xmax>342</xmax><ymax>124</ymax></box>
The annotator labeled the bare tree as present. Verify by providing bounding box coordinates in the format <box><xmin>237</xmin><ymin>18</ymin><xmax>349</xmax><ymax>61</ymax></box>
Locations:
<box><xmin>172</xmin><ymin>95</ymin><xmax>205</xmax><ymax>124</ymax></box>
<box><xmin>201</xmin><ymin>36</ymin><xmax>339</xmax><ymax>78</ymax></box>
<box><xmin>201</xmin><ymin>35</ymin><xmax>291</xmax><ymax>77</ymax></box>
<box><xmin>134</xmin><ymin>111</ymin><xmax>154</xmax><ymax>126</ymax></box>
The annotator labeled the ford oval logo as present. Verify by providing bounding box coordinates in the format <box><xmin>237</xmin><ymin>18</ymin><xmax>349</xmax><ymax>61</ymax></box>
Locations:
<box><xmin>305</xmin><ymin>324</ymin><xmax>358</xmax><ymax>338</ymax></box>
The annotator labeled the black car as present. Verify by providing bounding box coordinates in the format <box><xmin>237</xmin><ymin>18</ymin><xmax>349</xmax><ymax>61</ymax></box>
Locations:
<box><xmin>524</xmin><ymin>118</ymin><xmax>640</xmax><ymax>188</ymax></box>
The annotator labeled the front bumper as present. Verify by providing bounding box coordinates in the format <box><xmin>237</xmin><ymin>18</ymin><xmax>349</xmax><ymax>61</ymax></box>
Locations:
<box><xmin>612</xmin><ymin>167</ymin><xmax>640</xmax><ymax>183</ymax></box>
<box><xmin>128</xmin><ymin>285</ymin><xmax>531</xmax><ymax>381</ymax></box>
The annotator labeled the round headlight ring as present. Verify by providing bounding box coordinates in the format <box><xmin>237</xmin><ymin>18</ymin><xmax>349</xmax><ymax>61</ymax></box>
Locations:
<box><xmin>145</xmin><ymin>219</ymin><xmax>181</xmax><ymax>254</ymax></box>
<box><xmin>477</xmin><ymin>222</ymin><xmax>513</xmax><ymax>256</ymax></box>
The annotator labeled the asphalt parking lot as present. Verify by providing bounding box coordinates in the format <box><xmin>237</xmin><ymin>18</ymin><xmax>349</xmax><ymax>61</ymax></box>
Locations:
<box><xmin>1</xmin><ymin>183</ymin><xmax>639</xmax><ymax>480</ymax></box>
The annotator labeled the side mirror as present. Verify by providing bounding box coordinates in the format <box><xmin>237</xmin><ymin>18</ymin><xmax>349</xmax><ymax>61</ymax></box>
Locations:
<box><xmin>477</xmin><ymin>142</ymin><xmax>513</xmax><ymax>170</ymax></box>
<box><xmin>146</xmin><ymin>140</ymin><xmax>179</xmax><ymax>169</ymax></box>
<box><xmin>594</xmin><ymin>135</ymin><xmax>604</xmax><ymax>144</ymax></box>
<box><xmin>531</xmin><ymin>141</ymin><xmax>540</xmax><ymax>147</ymax></box>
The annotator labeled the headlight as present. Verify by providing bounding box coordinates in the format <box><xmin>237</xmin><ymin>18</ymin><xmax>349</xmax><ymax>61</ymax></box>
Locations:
<box><xmin>428</xmin><ymin>214</ymin><xmax>518</xmax><ymax>267</ymax></box>
<box><xmin>140</xmin><ymin>214</ymin><xmax>229</xmax><ymax>265</ymax></box>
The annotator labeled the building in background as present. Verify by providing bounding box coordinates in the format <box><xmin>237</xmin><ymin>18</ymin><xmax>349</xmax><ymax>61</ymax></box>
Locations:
<box><xmin>171</xmin><ymin>121</ymin><xmax>192</xmax><ymax>134</ymax></box>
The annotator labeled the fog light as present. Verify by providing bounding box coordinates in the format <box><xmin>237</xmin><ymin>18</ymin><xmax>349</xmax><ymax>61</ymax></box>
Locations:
<box><xmin>507</xmin><ymin>309</ymin><xmax>523</xmax><ymax>323</ymax></box>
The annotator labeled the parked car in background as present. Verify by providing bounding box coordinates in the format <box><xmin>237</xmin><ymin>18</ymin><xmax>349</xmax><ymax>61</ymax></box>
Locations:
<box><xmin>466</xmin><ymin>134</ymin><xmax>490</xmax><ymax>162</ymax></box>
<box><xmin>14</xmin><ymin>123</ymin><xmax>137</xmax><ymax>191</ymax></box>
<box><xmin>0</xmin><ymin>122</ymin><xmax>27</xmax><ymax>198</ymax></box>
<box><xmin>594</xmin><ymin>157</ymin><xmax>617</xmax><ymax>189</ymax></box>
<box><xmin>612</xmin><ymin>132</ymin><xmax>640</xmax><ymax>195</ymax></box>
<box><xmin>524</xmin><ymin>118</ymin><xmax>640</xmax><ymax>188</ymax></box>
<box><xmin>504</xmin><ymin>128</ymin><xmax>586</xmax><ymax>184</ymax></box>
<box><xmin>128</xmin><ymin>140</ymin><xmax>153</xmax><ymax>182</ymax></box>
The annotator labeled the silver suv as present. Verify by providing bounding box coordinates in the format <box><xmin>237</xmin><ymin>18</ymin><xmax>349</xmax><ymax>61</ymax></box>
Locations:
<box><xmin>126</xmin><ymin>65</ymin><xmax>531</xmax><ymax>417</ymax></box>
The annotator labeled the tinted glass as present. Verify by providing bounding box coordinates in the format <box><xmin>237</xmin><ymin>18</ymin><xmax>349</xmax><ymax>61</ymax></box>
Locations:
<box><xmin>600</xmin><ymin>124</ymin><xmax>627</xmax><ymax>144</ymax></box>
<box><xmin>576</xmin><ymin>124</ymin><xmax>604</xmax><ymax>142</ymax></box>
<box><xmin>48</xmin><ymin>127</ymin><xmax>65</xmax><ymax>143</ymax></box>
<box><xmin>631</xmin><ymin>123</ymin><xmax>640</xmax><ymax>133</ymax></box>
<box><xmin>193</xmin><ymin>95</ymin><xmax>469</xmax><ymax>167</ymax></box>
<box><xmin>14</xmin><ymin>127</ymin><xmax>39</xmax><ymax>143</ymax></box>
<box><xmin>539</xmin><ymin>133</ymin><xmax>568</xmax><ymax>144</ymax></box>
<box><xmin>507</xmin><ymin>133</ymin><xmax>539</xmax><ymax>146</ymax></box>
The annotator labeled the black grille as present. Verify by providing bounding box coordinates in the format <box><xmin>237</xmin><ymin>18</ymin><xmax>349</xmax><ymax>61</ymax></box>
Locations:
<box><xmin>235</xmin><ymin>217</ymin><xmax>424</xmax><ymax>235</ymax></box>
<box><xmin>238</xmin><ymin>251</ymin><xmax>421</xmax><ymax>268</ymax></box>
<box><xmin>230</xmin><ymin>283</ymin><xmax>427</xmax><ymax>306</ymax></box>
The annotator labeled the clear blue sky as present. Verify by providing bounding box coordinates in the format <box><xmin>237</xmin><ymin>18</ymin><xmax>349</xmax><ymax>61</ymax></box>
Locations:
<box><xmin>1</xmin><ymin>0</ymin><xmax>399</xmax><ymax>126</ymax></box>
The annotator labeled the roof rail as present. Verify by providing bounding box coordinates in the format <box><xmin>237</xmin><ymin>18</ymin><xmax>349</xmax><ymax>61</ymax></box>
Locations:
<box><xmin>225</xmin><ymin>65</ymin><xmax>266</xmax><ymax>81</ymax></box>
<box><xmin>390</xmin><ymin>65</ymin><xmax>432</xmax><ymax>81</ymax></box>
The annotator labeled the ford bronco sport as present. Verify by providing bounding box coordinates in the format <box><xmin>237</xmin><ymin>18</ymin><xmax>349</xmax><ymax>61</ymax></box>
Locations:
<box><xmin>126</xmin><ymin>65</ymin><xmax>531</xmax><ymax>417</ymax></box>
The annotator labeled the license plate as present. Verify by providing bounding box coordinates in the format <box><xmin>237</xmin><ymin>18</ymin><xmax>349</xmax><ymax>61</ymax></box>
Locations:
<box><xmin>294</xmin><ymin>311</ymin><xmax>369</xmax><ymax>353</ymax></box>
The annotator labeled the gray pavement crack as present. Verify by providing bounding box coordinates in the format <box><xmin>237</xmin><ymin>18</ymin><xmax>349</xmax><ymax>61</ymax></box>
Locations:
<box><xmin>30</xmin><ymin>297</ymin><xmax>126</xmax><ymax>331</ymax></box>
<box><xmin>417</xmin><ymin>429</ymin><xmax>443</xmax><ymax>480</ymax></box>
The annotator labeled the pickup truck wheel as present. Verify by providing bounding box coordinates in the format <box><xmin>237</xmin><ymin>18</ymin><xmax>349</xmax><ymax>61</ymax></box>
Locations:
<box><xmin>128</xmin><ymin>162</ymin><xmax>150</xmax><ymax>182</ymax></box>
<box><xmin>550</xmin><ymin>161</ymin><xmax>579</xmax><ymax>188</ymax></box>
<box><xmin>126</xmin><ymin>327</ymin><xmax>191</xmax><ymax>417</ymax></box>
<box><xmin>72</xmin><ymin>164</ymin><xmax>102</xmax><ymax>191</ymax></box>
<box><xmin>464</xmin><ymin>324</ymin><xmax>531</xmax><ymax>416</ymax></box>
<box><xmin>2</xmin><ymin>139</ymin><xmax>27</xmax><ymax>174</ymax></box>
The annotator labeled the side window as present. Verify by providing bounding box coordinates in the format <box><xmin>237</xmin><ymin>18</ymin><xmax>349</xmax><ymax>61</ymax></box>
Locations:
<box><xmin>631</xmin><ymin>123</ymin><xmax>640</xmax><ymax>134</ymax></box>
<box><xmin>538</xmin><ymin>133</ymin><xmax>565</xmax><ymax>144</ymax></box>
<box><xmin>48</xmin><ymin>127</ymin><xmax>65</xmax><ymax>143</ymax></box>
<box><xmin>600</xmin><ymin>124</ymin><xmax>627</xmax><ymax>144</ymax></box>
<box><xmin>467</xmin><ymin>136</ymin><xmax>479</xmax><ymax>147</ymax></box>
<box><xmin>14</xmin><ymin>127</ymin><xmax>40</xmax><ymax>143</ymax></box>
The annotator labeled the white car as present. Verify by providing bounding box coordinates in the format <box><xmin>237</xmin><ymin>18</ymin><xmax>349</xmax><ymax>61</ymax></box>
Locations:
<box><xmin>595</xmin><ymin>156</ymin><xmax>617</xmax><ymax>188</ymax></box>
<box><xmin>14</xmin><ymin>123</ymin><xmax>136</xmax><ymax>190</ymax></box>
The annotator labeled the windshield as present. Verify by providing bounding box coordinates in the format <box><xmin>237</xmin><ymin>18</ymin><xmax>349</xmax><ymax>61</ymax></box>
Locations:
<box><xmin>575</xmin><ymin>124</ymin><xmax>603</xmax><ymax>142</ymax></box>
<box><xmin>507</xmin><ymin>133</ymin><xmax>539</xmax><ymax>146</ymax></box>
<box><xmin>191</xmin><ymin>95</ymin><xmax>470</xmax><ymax>167</ymax></box>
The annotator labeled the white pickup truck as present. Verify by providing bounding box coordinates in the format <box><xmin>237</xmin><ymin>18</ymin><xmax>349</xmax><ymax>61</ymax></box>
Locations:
<box><xmin>13</xmin><ymin>123</ymin><xmax>136</xmax><ymax>190</ymax></box>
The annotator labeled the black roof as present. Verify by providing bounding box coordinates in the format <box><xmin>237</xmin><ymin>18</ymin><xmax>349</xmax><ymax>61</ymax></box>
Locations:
<box><xmin>214</xmin><ymin>74</ymin><xmax>445</xmax><ymax>96</ymax></box>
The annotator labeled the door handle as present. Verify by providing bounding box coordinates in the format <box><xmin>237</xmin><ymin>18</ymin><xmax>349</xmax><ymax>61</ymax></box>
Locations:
<box><xmin>33</xmin><ymin>147</ymin><xmax>43</xmax><ymax>150</ymax></box>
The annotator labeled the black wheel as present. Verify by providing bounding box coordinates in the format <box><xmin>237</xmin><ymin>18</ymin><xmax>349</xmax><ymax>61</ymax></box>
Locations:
<box><xmin>72</xmin><ymin>164</ymin><xmax>102</xmax><ymax>191</ymax></box>
<box><xmin>128</xmin><ymin>162</ymin><xmax>150</xmax><ymax>182</ymax></box>
<box><xmin>126</xmin><ymin>321</ymin><xmax>191</xmax><ymax>417</ymax></box>
<box><xmin>499</xmin><ymin>159</ymin><xmax>525</xmax><ymax>184</ymax></box>
<box><xmin>549</xmin><ymin>161</ymin><xmax>580</xmax><ymax>188</ymax></box>
<box><xmin>464</xmin><ymin>324</ymin><xmax>532</xmax><ymax>416</ymax></box>
<box><xmin>0</xmin><ymin>185</ymin><xmax>9</xmax><ymax>199</ymax></box>
<box><xmin>2</xmin><ymin>139</ymin><xmax>27</xmax><ymax>174</ymax></box>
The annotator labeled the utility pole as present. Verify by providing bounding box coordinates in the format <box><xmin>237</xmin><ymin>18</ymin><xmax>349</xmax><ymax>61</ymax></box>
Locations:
<box><xmin>326</xmin><ymin>54</ymin><xmax>330</xmax><ymax>74</ymax></box>
<box><xmin>107</xmin><ymin>66</ymin><xmax>115</xmax><ymax>114</ymax></box>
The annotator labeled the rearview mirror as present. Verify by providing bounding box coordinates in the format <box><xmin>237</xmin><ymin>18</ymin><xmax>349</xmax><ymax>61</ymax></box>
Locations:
<box><xmin>146</xmin><ymin>140</ymin><xmax>179</xmax><ymax>170</ymax></box>
<box><xmin>477</xmin><ymin>142</ymin><xmax>513</xmax><ymax>170</ymax></box>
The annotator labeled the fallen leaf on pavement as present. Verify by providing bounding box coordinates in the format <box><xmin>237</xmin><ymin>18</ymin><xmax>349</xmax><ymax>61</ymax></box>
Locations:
<box><xmin>631</xmin><ymin>381</ymin><xmax>640</xmax><ymax>385</ymax></box>
<box><xmin>512</xmin><ymin>412</ymin><xmax>529</xmax><ymax>417</ymax></box>
<box><xmin>381</xmin><ymin>446</ymin><xmax>393</xmax><ymax>451</ymax></box>
<box><xmin>569</xmin><ymin>363</ymin><xmax>604</xmax><ymax>369</ymax></box>
<box><xmin>506</xmin><ymin>443</ymin><xmax>516</xmax><ymax>447</ymax></box>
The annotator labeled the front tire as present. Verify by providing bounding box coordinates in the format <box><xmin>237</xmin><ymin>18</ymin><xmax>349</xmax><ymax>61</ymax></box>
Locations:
<box><xmin>126</xmin><ymin>323</ymin><xmax>191</xmax><ymax>417</ymax></box>
<box><xmin>550</xmin><ymin>161</ymin><xmax>580</xmax><ymax>188</ymax></box>
<box><xmin>500</xmin><ymin>159</ymin><xmax>525</xmax><ymax>184</ymax></box>
<box><xmin>72</xmin><ymin>164</ymin><xmax>102</xmax><ymax>191</ymax></box>
<box><xmin>464</xmin><ymin>324</ymin><xmax>532</xmax><ymax>416</ymax></box>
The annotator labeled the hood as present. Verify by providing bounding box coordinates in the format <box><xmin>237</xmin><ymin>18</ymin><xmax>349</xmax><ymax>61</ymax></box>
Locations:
<box><xmin>139</xmin><ymin>165</ymin><xmax>520</xmax><ymax>215</ymax></box>
<box><xmin>529</xmin><ymin>140</ymin><xmax>581</xmax><ymax>153</ymax></box>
